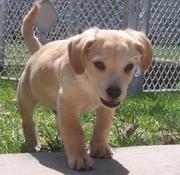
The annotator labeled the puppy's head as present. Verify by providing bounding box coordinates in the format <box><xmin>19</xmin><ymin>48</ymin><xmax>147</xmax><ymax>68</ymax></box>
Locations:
<box><xmin>68</xmin><ymin>28</ymin><xmax>152</xmax><ymax>109</ymax></box>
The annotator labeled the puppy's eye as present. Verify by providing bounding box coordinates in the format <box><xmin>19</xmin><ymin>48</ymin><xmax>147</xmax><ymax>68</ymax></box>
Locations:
<box><xmin>124</xmin><ymin>63</ymin><xmax>134</xmax><ymax>73</ymax></box>
<box><xmin>94</xmin><ymin>61</ymin><xmax>106</xmax><ymax>71</ymax></box>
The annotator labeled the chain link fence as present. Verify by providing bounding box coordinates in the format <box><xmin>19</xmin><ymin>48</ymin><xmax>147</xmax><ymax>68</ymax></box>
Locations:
<box><xmin>0</xmin><ymin>0</ymin><xmax>126</xmax><ymax>79</ymax></box>
<box><xmin>143</xmin><ymin>0</ymin><xmax>180</xmax><ymax>91</ymax></box>
<box><xmin>0</xmin><ymin>0</ymin><xmax>179</xmax><ymax>92</ymax></box>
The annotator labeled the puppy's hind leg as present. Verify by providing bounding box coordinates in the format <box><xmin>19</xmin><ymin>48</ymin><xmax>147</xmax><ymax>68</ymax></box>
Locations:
<box><xmin>17</xmin><ymin>74</ymin><xmax>40</xmax><ymax>151</ymax></box>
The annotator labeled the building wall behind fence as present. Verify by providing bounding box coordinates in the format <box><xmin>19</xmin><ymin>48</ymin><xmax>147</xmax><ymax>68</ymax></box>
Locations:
<box><xmin>0</xmin><ymin>0</ymin><xmax>179</xmax><ymax>92</ymax></box>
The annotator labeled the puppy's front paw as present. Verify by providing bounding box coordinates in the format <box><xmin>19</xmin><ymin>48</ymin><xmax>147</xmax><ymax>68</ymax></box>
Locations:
<box><xmin>68</xmin><ymin>153</ymin><xmax>94</xmax><ymax>171</ymax></box>
<box><xmin>90</xmin><ymin>143</ymin><xmax>113</xmax><ymax>158</ymax></box>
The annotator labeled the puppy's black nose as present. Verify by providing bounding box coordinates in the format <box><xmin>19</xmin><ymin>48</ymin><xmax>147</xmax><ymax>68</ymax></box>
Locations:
<box><xmin>106</xmin><ymin>86</ymin><xmax>121</xmax><ymax>99</ymax></box>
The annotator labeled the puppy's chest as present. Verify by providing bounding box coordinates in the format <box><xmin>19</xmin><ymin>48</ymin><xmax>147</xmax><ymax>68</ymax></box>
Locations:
<box><xmin>79</xmin><ymin>82</ymin><xmax>100</xmax><ymax>113</ymax></box>
<box><xmin>81</xmin><ymin>95</ymin><xmax>100</xmax><ymax>113</ymax></box>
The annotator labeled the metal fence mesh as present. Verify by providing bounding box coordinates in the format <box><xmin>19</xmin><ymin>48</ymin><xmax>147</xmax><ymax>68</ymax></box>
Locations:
<box><xmin>143</xmin><ymin>0</ymin><xmax>180</xmax><ymax>91</ymax></box>
<box><xmin>47</xmin><ymin>0</ymin><xmax>126</xmax><ymax>40</ymax></box>
<box><xmin>0</xmin><ymin>0</ymin><xmax>179</xmax><ymax>91</ymax></box>
<box><xmin>0</xmin><ymin>0</ymin><xmax>33</xmax><ymax>79</ymax></box>
<box><xmin>0</xmin><ymin>0</ymin><xmax>126</xmax><ymax>80</ymax></box>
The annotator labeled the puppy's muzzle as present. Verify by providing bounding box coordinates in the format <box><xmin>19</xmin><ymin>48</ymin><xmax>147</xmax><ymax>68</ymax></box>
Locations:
<box><xmin>106</xmin><ymin>86</ymin><xmax>121</xmax><ymax>99</ymax></box>
<box><xmin>100</xmin><ymin>86</ymin><xmax>121</xmax><ymax>108</ymax></box>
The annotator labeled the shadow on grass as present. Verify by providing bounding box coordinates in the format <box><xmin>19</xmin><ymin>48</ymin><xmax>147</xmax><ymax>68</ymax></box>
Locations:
<box><xmin>32</xmin><ymin>151</ymin><xmax>129</xmax><ymax>175</ymax></box>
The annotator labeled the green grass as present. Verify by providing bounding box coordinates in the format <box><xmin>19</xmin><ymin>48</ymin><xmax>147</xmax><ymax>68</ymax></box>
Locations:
<box><xmin>153</xmin><ymin>46</ymin><xmax>180</xmax><ymax>61</ymax></box>
<box><xmin>4</xmin><ymin>43</ymin><xmax>29</xmax><ymax>64</ymax></box>
<box><xmin>0</xmin><ymin>79</ymin><xmax>180</xmax><ymax>153</ymax></box>
<box><xmin>1</xmin><ymin>43</ymin><xmax>29</xmax><ymax>79</ymax></box>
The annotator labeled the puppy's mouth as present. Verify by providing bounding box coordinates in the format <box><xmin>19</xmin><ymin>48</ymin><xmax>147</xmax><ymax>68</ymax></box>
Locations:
<box><xmin>100</xmin><ymin>98</ymin><xmax>120</xmax><ymax>108</ymax></box>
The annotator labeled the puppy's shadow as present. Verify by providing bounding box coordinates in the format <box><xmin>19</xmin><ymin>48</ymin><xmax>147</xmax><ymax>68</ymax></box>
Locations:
<box><xmin>32</xmin><ymin>151</ymin><xmax>129</xmax><ymax>175</ymax></box>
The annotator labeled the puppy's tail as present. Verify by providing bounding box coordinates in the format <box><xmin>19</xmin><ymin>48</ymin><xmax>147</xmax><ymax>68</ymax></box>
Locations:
<box><xmin>22</xmin><ymin>1</ymin><xmax>42</xmax><ymax>55</ymax></box>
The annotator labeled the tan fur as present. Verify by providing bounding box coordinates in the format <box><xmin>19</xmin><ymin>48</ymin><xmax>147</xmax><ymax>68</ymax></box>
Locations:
<box><xmin>17</xmin><ymin>2</ymin><xmax>152</xmax><ymax>171</ymax></box>
<box><xmin>21</xmin><ymin>2</ymin><xmax>42</xmax><ymax>54</ymax></box>
<box><xmin>125</xmin><ymin>28</ymin><xmax>152</xmax><ymax>70</ymax></box>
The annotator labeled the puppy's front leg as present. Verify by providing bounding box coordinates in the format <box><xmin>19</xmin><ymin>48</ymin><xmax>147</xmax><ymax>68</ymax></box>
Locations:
<box><xmin>90</xmin><ymin>107</ymin><xmax>114</xmax><ymax>158</ymax></box>
<box><xmin>57</xmin><ymin>98</ymin><xmax>94</xmax><ymax>170</ymax></box>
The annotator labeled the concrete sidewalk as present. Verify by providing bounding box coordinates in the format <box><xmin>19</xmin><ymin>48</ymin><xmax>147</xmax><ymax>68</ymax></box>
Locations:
<box><xmin>0</xmin><ymin>145</ymin><xmax>179</xmax><ymax>175</ymax></box>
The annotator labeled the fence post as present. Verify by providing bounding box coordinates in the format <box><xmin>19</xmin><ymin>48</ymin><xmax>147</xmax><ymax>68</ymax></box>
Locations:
<box><xmin>127</xmin><ymin>0</ymin><xmax>138</xmax><ymax>30</ymax></box>
<box><xmin>127</xmin><ymin>0</ymin><xmax>143</xmax><ymax>95</ymax></box>
<box><xmin>140</xmin><ymin>0</ymin><xmax>151</xmax><ymax>34</ymax></box>
<box><xmin>0</xmin><ymin>0</ymin><xmax>6</xmax><ymax>72</ymax></box>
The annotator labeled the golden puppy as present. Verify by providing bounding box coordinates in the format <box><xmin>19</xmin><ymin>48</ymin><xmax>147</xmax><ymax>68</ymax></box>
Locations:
<box><xmin>17</xmin><ymin>2</ymin><xmax>152</xmax><ymax>170</ymax></box>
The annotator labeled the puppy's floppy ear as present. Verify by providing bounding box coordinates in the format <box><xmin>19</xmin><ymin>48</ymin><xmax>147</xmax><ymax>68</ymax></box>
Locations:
<box><xmin>68</xmin><ymin>35</ymin><xmax>95</xmax><ymax>75</ymax></box>
<box><xmin>125</xmin><ymin>29</ymin><xmax>152</xmax><ymax>71</ymax></box>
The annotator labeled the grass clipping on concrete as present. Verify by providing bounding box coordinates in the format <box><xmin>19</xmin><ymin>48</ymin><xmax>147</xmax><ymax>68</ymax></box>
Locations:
<box><xmin>0</xmin><ymin>79</ymin><xmax>180</xmax><ymax>153</ymax></box>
